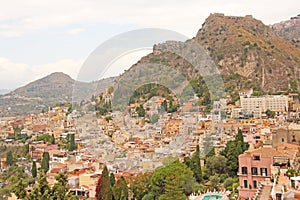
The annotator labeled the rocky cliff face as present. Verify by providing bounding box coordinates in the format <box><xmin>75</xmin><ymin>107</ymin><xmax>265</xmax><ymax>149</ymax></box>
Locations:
<box><xmin>195</xmin><ymin>13</ymin><xmax>300</xmax><ymax>93</ymax></box>
<box><xmin>114</xmin><ymin>13</ymin><xmax>300</xmax><ymax>107</ymax></box>
<box><xmin>271</xmin><ymin>14</ymin><xmax>300</xmax><ymax>48</ymax></box>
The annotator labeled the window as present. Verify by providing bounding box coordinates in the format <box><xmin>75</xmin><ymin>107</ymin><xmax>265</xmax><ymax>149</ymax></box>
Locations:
<box><xmin>242</xmin><ymin>167</ymin><xmax>247</xmax><ymax>174</ymax></box>
<box><xmin>253</xmin><ymin>180</ymin><xmax>257</xmax><ymax>189</ymax></box>
<box><xmin>243</xmin><ymin>180</ymin><xmax>248</xmax><ymax>188</ymax></box>
<box><xmin>261</xmin><ymin>168</ymin><xmax>267</xmax><ymax>176</ymax></box>
<box><xmin>253</xmin><ymin>155</ymin><xmax>260</xmax><ymax>160</ymax></box>
<box><xmin>282</xmin><ymin>138</ymin><xmax>284</xmax><ymax>142</ymax></box>
<box><xmin>251</xmin><ymin>167</ymin><xmax>258</xmax><ymax>175</ymax></box>
<box><xmin>292</xmin><ymin>135</ymin><xmax>296</xmax><ymax>142</ymax></box>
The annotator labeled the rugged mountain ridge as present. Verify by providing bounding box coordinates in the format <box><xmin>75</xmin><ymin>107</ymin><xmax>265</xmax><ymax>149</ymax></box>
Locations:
<box><xmin>196</xmin><ymin>13</ymin><xmax>300</xmax><ymax>93</ymax></box>
<box><xmin>1</xmin><ymin>13</ymin><xmax>300</xmax><ymax>116</ymax></box>
<box><xmin>271</xmin><ymin>14</ymin><xmax>300</xmax><ymax>48</ymax></box>
<box><xmin>0</xmin><ymin>72</ymin><xmax>115</xmax><ymax>116</ymax></box>
<box><xmin>118</xmin><ymin>13</ymin><xmax>300</xmax><ymax>101</ymax></box>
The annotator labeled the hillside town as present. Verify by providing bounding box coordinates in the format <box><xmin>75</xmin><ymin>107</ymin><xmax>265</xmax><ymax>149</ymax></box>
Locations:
<box><xmin>1</xmin><ymin>87</ymin><xmax>300</xmax><ymax>200</ymax></box>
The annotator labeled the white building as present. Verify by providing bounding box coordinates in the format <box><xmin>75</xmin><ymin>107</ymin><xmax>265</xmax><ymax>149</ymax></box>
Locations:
<box><xmin>240</xmin><ymin>95</ymin><xmax>288</xmax><ymax>118</ymax></box>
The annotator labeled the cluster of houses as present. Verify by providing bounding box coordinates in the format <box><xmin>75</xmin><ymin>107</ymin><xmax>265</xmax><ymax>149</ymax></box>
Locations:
<box><xmin>1</xmin><ymin>89</ymin><xmax>300</xmax><ymax>199</ymax></box>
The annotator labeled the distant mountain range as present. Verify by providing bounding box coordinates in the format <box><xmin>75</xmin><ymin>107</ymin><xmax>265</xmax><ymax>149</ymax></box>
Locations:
<box><xmin>272</xmin><ymin>14</ymin><xmax>300</xmax><ymax>48</ymax></box>
<box><xmin>1</xmin><ymin>13</ymin><xmax>300</xmax><ymax>116</ymax></box>
<box><xmin>0</xmin><ymin>72</ymin><xmax>115</xmax><ymax>116</ymax></box>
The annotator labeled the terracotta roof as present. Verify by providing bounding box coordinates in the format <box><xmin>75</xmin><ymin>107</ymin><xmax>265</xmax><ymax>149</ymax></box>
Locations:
<box><xmin>241</xmin><ymin>146</ymin><xmax>288</xmax><ymax>158</ymax></box>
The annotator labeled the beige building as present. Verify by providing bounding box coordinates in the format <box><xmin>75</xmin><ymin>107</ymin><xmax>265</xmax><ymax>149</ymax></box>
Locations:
<box><xmin>78</xmin><ymin>173</ymin><xmax>99</xmax><ymax>187</ymax></box>
<box><xmin>272</xmin><ymin>124</ymin><xmax>300</xmax><ymax>148</ymax></box>
<box><xmin>240</xmin><ymin>95</ymin><xmax>288</xmax><ymax>118</ymax></box>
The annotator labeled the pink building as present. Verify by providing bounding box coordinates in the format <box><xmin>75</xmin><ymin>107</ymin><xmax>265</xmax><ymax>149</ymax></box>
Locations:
<box><xmin>238</xmin><ymin>147</ymin><xmax>288</xmax><ymax>199</ymax></box>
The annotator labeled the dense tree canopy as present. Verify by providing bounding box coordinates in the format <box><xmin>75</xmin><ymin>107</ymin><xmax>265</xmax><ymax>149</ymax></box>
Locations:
<box><xmin>51</xmin><ymin>172</ymin><xmax>71</xmax><ymax>200</ymax></box>
<box><xmin>151</xmin><ymin>159</ymin><xmax>195</xmax><ymax>200</ymax></box>
<box><xmin>205</xmin><ymin>156</ymin><xmax>226</xmax><ymax>176</ymax></box>
<box><xmin>130</xmin><ymin>172</ymin><xmax>153</xmax><ymax>200</ymax></box>
<box><xmin>220</xmin><ymin>129</ymin><xmax>249</xmax><ymax>176</ymax></box>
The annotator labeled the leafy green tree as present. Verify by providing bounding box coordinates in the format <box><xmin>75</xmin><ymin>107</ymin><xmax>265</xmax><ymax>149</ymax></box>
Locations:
<box><xmin>183</xmin><ymin>156</ymin><xmax>192</xmax><ymax>169</ymax></box>
<box><xmin>151</xmin><ymin>160</ymin><xmax>195</xmax><ymax>199</ymax></box>
<box><xmin>6</xmin><ymin>151</ymin><xmax>13</xmax><ymax>166</ymax></box>
<box><xmin>26</xmin><ymin>171</ymin><xmax>51</xmax><ymax>200</ymax></box>
<box><xmin>223</xmin><ymin>177</ymin><xmax>234</xmax><ymax>190</ymax></box>
<box><xmin>31</xmin><ymin>161</ymin><xmax>37</xmax><ymax>178</ymax></box>
<box><xmin>112</xmin><ymin>176</ymin><xmax>128</xmax><ymax>200</ymax></box>
<box><xmin>206</xmin><ymin>147</ymin><xmax>215</xmax><ymax>158</ymax></box>
<box><xmin>136</xmin><ymin>105</ymin><xmax>145</xmax><ymax>117</ymax></box>
<box><xmin>265</xmin><ymin>109</ymin><xmax>275</xmax><ymax>118</ymax></box>
<box><xmin>36</xmin><ymin>134</ymin><xmax>52</xmax><ymax>143</ymax></box>
<box><xmin>205</xmin><ymin>156</ymin><xmax>226</xmax><ymax>176</ymax></box>
<box><xmin>96</xmin><ymin>166</ymin><xmax>112</xmax><ymax>200</ymax></box>
<box><xmin>220</xmin><ymin>129</ymin><xmax>249</xmax><ymax>177</ymax></box>
<box><xmin>191</xmin><ymin>145</ymin><xmax>202</xmax><ymax>182</ymax></box>
<box><xmin>41</xmin><ymin>152</ymin><xmax>50</xmax><ymax>173</ymax></box>
<box><xmin>142</xmin><ymin>193</ymin><xmax>155</xmax><ymax>200</ymax></box>
<box><xmin>209</xmin><ymin>175</ymin><xmax>220</xmax><ymax>190</ymax></box>
<box><xmin>130</xmin><ymin>172</ymin><xmax>153</xmax><ymax>200</ymax></box>
<box><xmin>51</xmin><ymin>172</ymin><xmax>71</xmax><ymax>200</ymax></box>
<box><xmin>12</xmin><ymin>179</ymin><xmax>27</xmax><ymax>199</ymax></box>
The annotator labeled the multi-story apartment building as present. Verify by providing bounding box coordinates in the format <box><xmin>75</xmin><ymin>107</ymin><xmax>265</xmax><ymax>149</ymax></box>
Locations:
<box><xmin>240</xmin><ymin>95</ymin><xmax>288</xmax><ymax>118</ymax></box>
<box><xmin>238</xmin><ymin>147</ymin><xmax>289</xmax><ymax>199</ymax></box>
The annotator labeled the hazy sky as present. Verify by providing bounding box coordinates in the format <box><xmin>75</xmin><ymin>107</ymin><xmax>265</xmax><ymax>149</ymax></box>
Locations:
<box><xmin>0</xmin><ymin>0</ymin><xmax>298</xmax><ymax>89</ymax></box>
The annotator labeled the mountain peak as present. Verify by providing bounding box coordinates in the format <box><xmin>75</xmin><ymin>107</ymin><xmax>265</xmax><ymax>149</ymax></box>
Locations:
<box><xmin>195</xmin><ymin>13</ymin><xmax>300</xmax><ymax>93</ymax></box>
<box><xmin>271</xmin><ymin>14</ymin><xmax>300</xmax><ymax>48</ymax></box>
<box><xmin>45</xmin><ymin>72</ymin><xmax>73</xmax><ymax>81</ymax></box>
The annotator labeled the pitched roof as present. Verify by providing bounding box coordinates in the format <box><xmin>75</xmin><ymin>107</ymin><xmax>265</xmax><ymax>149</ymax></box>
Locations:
<box><xmin>241</xmin><ymin>146</ymin><xmax>288</xmax><ymax>158</ymax></box>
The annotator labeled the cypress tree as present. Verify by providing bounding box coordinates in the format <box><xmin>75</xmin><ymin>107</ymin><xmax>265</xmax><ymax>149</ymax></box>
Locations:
<box><xmin>226</xmin><ymin>142</ymin><xmax>239</xmax><ymax>177</ymax></box>
<box><xmin>96</xmin><ymin>166</ymin><xmax>112</xmax><ymax>200</ymax></box>
<box><xmin>191</xmin><ymin>145</ymin><xmax>202</xmax><ymax>182</ymax></box>
<box><xmin>110</xmin><ymin>172</ymin><xmax>116</xmax><ymax>187</ymax></box>
<box><xmin>32</xmin><ymin>161</ymin><xmax>37</xmax><ymax>178</ymax></box>
<box><xmin>6</xmin><ymin>151</ymin><xmax>13</xmax><ymax>166</ymax></box>
<box><xmin>112</xmin><ymin>176</ymin><xmax>128</xmax><ymax>200</ymax></box>
<box><xmin>41</xmin><ymin>152</ymin><xmax>50</xmax><ymax>173</ymax></box>
<box><xmin>51</xmin><ymin>134</ymin><xmax>55</xmax><ymax>144</ymax></box>
<box><xmin>68</xmin><ymin>133</ymin><xmax>77</xmax><ymax>151</ymax></box>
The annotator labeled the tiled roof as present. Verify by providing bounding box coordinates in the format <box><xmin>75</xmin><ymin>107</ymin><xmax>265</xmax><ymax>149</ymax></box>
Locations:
<box><xmin>242</xmin><ymin>146</ymin><xmax>288</xmax><ymax>158</ymax></box>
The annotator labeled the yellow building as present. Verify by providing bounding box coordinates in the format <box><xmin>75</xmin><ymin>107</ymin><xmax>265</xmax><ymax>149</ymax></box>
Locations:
<box><xmin>78</xmin><ymin>173</ymin><xmax>99</xmax><ymax>187</ymax></box>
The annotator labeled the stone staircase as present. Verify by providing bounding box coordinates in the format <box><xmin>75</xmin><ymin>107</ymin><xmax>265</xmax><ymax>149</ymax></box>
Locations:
<box><xmin>257</xmin><ymin>185</ymin><xmax>272</xmax><ymax>200</ymax></box>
